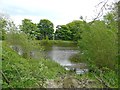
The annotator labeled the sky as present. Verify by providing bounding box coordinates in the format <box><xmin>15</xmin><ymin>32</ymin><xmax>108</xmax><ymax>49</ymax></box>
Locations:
<box><xmin>0</xmin><ymin>0</ymin><xmax>117</xmax><ymax>28</ymax></box>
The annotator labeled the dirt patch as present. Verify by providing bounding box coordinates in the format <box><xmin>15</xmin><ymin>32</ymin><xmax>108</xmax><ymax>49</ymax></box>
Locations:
<box><xmin>46</xmin><ymin>74</ymin><xmax>103</xmax><ymax>88</ymax></box>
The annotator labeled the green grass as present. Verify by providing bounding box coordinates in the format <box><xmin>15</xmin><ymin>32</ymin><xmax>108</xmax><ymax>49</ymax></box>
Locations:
<box><xmin>38</xmin><ymin>40</ymin><xmax>77</xmax><ymax>47</ymax></box>
<box><xmin>2</xmin><ymin>42</ymin><xmax>66</xmax><ymax>88</ymax></box>
<box><xmin>36</xmin><ymin>40</ymin><xmax>78</xmax><ymax>51</ymax></box>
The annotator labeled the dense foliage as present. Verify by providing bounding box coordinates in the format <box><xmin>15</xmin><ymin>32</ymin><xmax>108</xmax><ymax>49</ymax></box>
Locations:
<box><xmin>55</xmin><ymin>20</ymin><xmax>86</xmax><ymax>41</ymax></box>
<box><xmin>37</xmin><ymin>19</ymin><xmax>54</xmax><ymax>40</ymax></box>
<box><xmin>55</xmin><ymin>25</ymin><xmax>70</xmax><ymax>40</ymax></box>
<box><xmin>20</xmin><ymin>19</ymin><xmax>39</xmax><ymax>39</ymax></box>
<box><xmin>78</xmin><ymin>20</ymin><xmax>117</xmax><ymax>70</ymax></box>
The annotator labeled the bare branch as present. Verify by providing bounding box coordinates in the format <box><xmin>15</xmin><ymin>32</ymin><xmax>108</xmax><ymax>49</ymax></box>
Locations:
<box><xmin>90</xmin><ymin>0</ymin><xmax>109</xmax><ymax>24</ymax></box>
<box><xmin>0</xmin><ymin>70</ymin><xmax>10</xmax><ymax>85</ymax></box>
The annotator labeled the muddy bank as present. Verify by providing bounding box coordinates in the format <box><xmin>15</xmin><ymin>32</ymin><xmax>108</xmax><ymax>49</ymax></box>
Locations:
<box><xmin>46</xmin><ymin>74</ymin><xmax>104</xmax><ymax>88</ymax></box>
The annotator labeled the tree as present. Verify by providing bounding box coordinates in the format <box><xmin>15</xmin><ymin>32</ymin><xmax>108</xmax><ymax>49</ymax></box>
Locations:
<box><xmin>20</xmin><ymin>19</ymin><xmax>39</xmax><ymax>39</ymax></box>
<box><xmin>5</xmin><ymin>20</ymin><xmax>39</xmax><ymax>59</ymax></box>
<box><xmin>0</xmin><ymin>13</ymin><xmax>10</xmax><ymax>40</ymax></box>
<box><xmin>55</xmin><ymin>25</ymin><xmax>71</xmax><ymax>40</ymax></box>
<box><xmin>37</xmin><ymin>19</ymin><xmax>54</xmax><ymax>40</ymax></box>
<box><xmin>103</xmin><ymin>12</ymin><xmax>117</xmax><ymax>33</ymax></box>
<box><xmin>55</xmin><ymin>20</ymin><xmax>87</xmax><ymax>41</ymax></box>
<box><xmin>0</xmin><ymin>13</ymin><xmax>19</xmax><ymax>40</ymax></box>
<box><xmin>78</xmin><ymin>20</ymin><xmax>117</xmax><ymax>69</ymax></box>
<box><xmin>66</xmin><ymin>20</ymin><xmax>86</xmax><ymax>41</ymax></box>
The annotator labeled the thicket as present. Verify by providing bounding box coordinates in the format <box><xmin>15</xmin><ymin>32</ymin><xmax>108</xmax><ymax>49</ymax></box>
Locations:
<box><xmin>77</xmin><ymin>12</ymin><xmax>118</xmax><ymax>87</ymax></box>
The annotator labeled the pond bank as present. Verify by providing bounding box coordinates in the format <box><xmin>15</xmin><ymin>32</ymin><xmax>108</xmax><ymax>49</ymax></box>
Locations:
<box><xmin>46</xmin><ymin>73</ymin><xmax>104</xmax><ymax>88</ymax></box>
<box><xmin>38</xmin><ymin>40</ymin><xmax>78</xmax><ymax>50</ymax></box>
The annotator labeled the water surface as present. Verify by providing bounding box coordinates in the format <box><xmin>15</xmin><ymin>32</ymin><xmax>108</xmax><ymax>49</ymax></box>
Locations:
<box><xmin>47</xmin><ymin>46</ymin><xmax>79</xmax><ymax>66</ymax></box>
<box><xmin>43</xmin><ymin>46</ymin><xmax>88</xmax><ymax>74</ymax></box>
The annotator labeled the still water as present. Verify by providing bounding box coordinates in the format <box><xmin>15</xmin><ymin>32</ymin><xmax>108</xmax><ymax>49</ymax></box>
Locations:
<box><xmin>47</xmin><ymin>46</ymin><xmax>78</xmax><ymax>66</ymax></box>
<box><xmin>42</xmin><ymin>46</ymin><xmax>88</xmax><ymax>74</ymax></box>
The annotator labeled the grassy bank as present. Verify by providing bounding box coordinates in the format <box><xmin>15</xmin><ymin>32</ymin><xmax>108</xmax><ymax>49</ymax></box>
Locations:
<box><xmin>2</xmin><ymin>42</ymin><xmax>66</xmax><ymax>88</ymax></box>
<box><xmin>38</xmin><ymin>40</ymin><xmax>77</xmax><ymax>47</ymax></box>
<box><xmin>35</xmin><ymin>40</ymin><xmax>78</xmax><ymax>51</ymax></box>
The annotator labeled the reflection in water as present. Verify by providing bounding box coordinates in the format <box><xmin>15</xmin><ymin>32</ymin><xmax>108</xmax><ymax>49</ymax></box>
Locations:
<box><xmin>48</xmin><ymin>46</ymin><xmax>78</xmax><ymax>66</ymax></box>
<box><xmin>46</xmin><ymin>46</ymin><xmax>88</xmax><ymax>74</ymax></box>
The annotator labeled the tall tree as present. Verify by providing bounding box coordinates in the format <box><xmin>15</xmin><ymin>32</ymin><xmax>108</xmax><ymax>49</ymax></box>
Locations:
<box><xmin>37</xmin><ymin>19</ymin><xmax>54</xmax><ymax>40</ymax></box>
<box><xmin>66</xmin><ymin>20</ymin><xmax>86</xmax><ymax>41</ymax></box>
<box><xmin>55</xmin><ymin>25</ymin><xmax>71</xmax><ymax>40</ymax></box>
<box><xmin>55</xmin><ymin>20</ymin><xmax>86</xmax><ymax>41</ymax></box>
<box><xmin>20</xmin><ymin>19</ymin><xmax>39</xmax><ymax>39</ymax></box>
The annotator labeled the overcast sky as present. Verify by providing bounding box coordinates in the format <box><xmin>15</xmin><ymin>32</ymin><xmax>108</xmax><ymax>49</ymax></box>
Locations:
<box><xmin>0</xmin><ymin>0</ymin><xmax>117</xmax><ymax>28</ymax></box>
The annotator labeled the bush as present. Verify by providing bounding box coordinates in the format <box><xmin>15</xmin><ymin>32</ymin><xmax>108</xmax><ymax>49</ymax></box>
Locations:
<box><xmin>78</xmin><ymin>21</ymin><xmax>118</xmax><ymax>70</ymax></box>
<box><xmin>6</xmin><ymin>31</ymin><xmax>42</xmax><ymax>59</ymax></box>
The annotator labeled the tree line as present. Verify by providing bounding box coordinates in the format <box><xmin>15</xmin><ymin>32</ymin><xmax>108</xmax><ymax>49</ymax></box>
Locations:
<box><xmin>0</xmin><ymin>7</ymin><xmax>117</xmax><ymax>43</ymax></box>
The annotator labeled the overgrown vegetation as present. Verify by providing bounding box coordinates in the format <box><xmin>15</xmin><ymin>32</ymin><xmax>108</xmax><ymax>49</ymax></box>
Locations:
<box><xmin>78</xmin><ymin>20</ymin><xmax>117</xmax><ymax>69</ymax></box>
<box><xmin>1</xmin><ymin>1</ymin><xmax>119</xmax><ymax>88</ymax></box>
<box><xmin>2</xmin><ymin>42</ymin><xmax>66</xmax><ymax>88</ymax></box>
